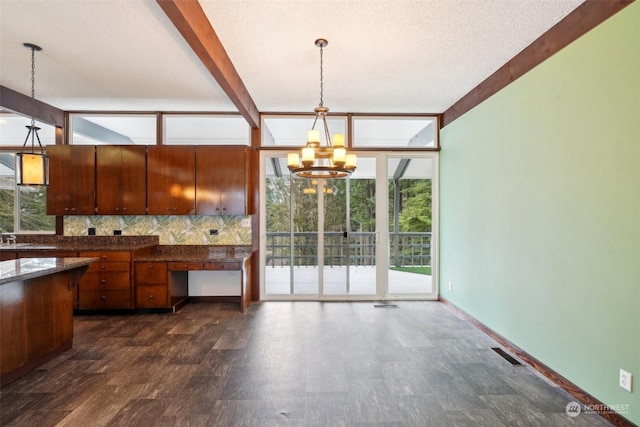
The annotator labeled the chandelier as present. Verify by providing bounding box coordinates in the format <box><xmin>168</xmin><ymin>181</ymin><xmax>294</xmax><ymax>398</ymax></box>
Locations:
<box><xmin>287</xmin><ymin>39</ymin><xmax>356</xmax><ymax>179</ymax></box>
<box><xmin>16</xmin><ymin>43</ymin><xmax>49</xmax><ymax>186</ymax></box>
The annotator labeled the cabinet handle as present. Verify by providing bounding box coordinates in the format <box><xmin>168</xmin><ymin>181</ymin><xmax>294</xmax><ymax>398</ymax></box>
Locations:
<box><xmin>123</xmin><ymin>208</ymin><xmax>127</xmax><ymax>212</ymax></box>
<box><xmin>102</xmin><ymin>255</ymin><xmax>107</xmax><ymax>260</ymax></box>
<box><xmin>223</xmin><ymin>208</ymin><xmax>226</xmax><ymax>211</ymax></box>
<box><xmin>149</xmin><ymin>264</ymin><xmax>154</xmax><ymax>269</ymax></box>
<box><xmin>101</xmin><ymin>280</ymin><xmax>107</xmax><ymax>284</ymax></box>
<box><xmin>115</xmin><ymin>208</ymin><xmax>120</xmax><ymax>211</ymax></box>
<box><xmin>64</xmin><ymin>207</ymin><xmax>69</xmax><ymax>211</ymax></box>
<box><xmin>101</xmin><ymin>265</ymin><xmax>106</xmax><ymax>270</ymax></box>
<box><xmin>100</xmin><ymin>296</ymin><xmax>107</xmax><ymax>301</ymax></box>
<box><xmin>148</xmin><ymin>294</ymin><xmax>155</xmax><ymax>299</ymax></box>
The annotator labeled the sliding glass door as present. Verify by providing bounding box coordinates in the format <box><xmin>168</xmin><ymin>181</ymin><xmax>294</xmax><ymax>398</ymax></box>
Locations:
<box><xmin>261</xmin><ymin>151</ymin><xmax>437</xmax><ymax>300</ymax></box>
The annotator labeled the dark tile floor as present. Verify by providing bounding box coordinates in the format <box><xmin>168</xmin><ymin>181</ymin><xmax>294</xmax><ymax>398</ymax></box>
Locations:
<box><xmin>0</xmin><ymin>301</ymin><xmax>612</xmax><ymax>426</ymax></box>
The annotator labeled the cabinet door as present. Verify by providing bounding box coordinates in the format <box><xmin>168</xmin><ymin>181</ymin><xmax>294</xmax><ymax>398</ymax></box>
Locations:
<box><xmin>96</xmin><ymin>146</ymin><xmax>146</xmax><ymax>214</ymax></box>
<box><xmin>120</xmin><ymin>146</ymin><xmax>147</xmax><ymax>214</ymax></box>
<box><xmin>47</xmin><ymin>145</ymin><xmax>96</xmax><ymax>215</ymax></box>
<box><xmin>95</xmin><ymin>146</ymin><xmax>121</xmax><ymax>214</ymax></box>
<box><xmin>218</xmin><ymin>146</ymin><xmax>248</xmax><ymax>215</ymax></box>
<box><xmin>147</xmin><ymin>146</ymin><xmax>195</xmax><ymax>215</ymax></box>
<box><xmin>196</xmin><ymin>146</ymin><xmax>248</xmax><ymax>215</ymax></box>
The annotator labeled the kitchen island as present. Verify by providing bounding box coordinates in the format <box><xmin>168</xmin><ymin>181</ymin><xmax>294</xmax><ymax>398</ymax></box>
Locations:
<box><xmin>0</xmin><ymin>257</ymin><xmax>95</xmax><ymax>386</ymax></box>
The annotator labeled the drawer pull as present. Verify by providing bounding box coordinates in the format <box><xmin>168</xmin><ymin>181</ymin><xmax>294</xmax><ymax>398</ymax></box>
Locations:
<box><xmin>149</xmin><ymin>265</ymin><xmax>154</xmax><ymax>269</ymax></box>
<box><xmin>148</xmin><ymin>294</ymin><xmax>155</xmax><ymax>299</ymax></box>
<box><xmin>101</xmin><ymin>265</ymin><xmax>106</xmax><ymax>270</ymax></box>
<box><xmin>102</xmin><ymin>255</ymin><xmax>107</xmax><ymax>260</ymax></box>
<box><xmin>100</xmin><ymin>296</ymin><xmax>107</xmax><ymax>301</ymax></box>
<box><xmin>100</xmin><ymin>280</ymin><xmax>107</xmax><ymax>284</ymax></box>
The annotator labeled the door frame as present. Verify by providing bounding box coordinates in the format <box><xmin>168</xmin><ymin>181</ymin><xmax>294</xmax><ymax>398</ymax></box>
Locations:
<box><xmin>259</xmin><ymin>150</ymin><xmax>439</xmax><ymax>301</ymax></box>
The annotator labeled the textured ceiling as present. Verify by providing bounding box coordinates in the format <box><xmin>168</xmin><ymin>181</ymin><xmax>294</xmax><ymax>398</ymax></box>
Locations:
<box><xmin>0</xmin><ymin>0</ymin><xmax>584</xmax><ymax>115</ymax></box>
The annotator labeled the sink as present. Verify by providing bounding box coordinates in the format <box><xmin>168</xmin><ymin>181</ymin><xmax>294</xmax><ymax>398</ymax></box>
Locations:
<box><xmin>1</xmin><ymin>243</ymin><xmax>31</xmax><ymax>248</ymax></box>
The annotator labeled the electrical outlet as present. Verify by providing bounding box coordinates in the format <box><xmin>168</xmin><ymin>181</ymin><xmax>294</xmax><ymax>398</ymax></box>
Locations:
<box><xmin>620</xmin><ymin>369</ymin><xmax>632</xmax><ymax>392</ymax></box>
<box><xmin>88</xmin><ymin>227</ymin><xmax>96</xmax><ymax>235</ymax></box>
<box><xmin>448</xmin><ymin>282</ymin><xmax>453</xmax><ymax>291</ymax></box>
<box><xmin>209</xmin><ymin>229</ymin><xmax>219</xmax><ymax>235</ymax></box>
<box><xmin>241</xmin><ymin>218</ymin><xmax>251</xmax><ymax>227</ymax></box>
<box><xmin>113</xmin><ymin>229</ymin><xmax>122</xmax><ymax>235</ymax></box>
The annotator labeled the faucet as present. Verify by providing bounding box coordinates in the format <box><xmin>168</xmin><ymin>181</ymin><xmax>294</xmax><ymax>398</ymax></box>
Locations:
<box><xmin>7</xmin><ymin>235</ymin><xmax>17</xmax><ymax>245</ymax></box>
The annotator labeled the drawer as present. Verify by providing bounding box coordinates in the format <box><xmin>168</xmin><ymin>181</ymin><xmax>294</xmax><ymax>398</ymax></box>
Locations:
<box><xmin>135</xmin><ymin>262</ymin><xmax>168</xmax><ymax>285</ymax></box>
<box><xmin>80</xmin><ymin>272</ymin><xmax>131</xmax><ymax>291</ymax></box>
<box><xmin>205</xmin><ymin>261</ymin><xmax>241</xmax><ymax>271</ymax></box>
<box><xmin>81</xmin><ymin>251</ymin><xmax>131</xmax><ymax>262</ymax></box>
<box><xmin>168</xmin><ymin>261</ymin><xmax>203</xmax><ymax>271</ymax></box>
<box><xmin>136</xmin><ymin>285</ymin><xmax>168</xmax><ymax>308</ymax></box>
<box><xmin>79</xmin><ymin>290</ymin><xmax>132</xmax><ymax>310</ymax></box>
<box><xmin>87</xmin><ymin>261</ymin><xmax>130</xmax><ymax>273</ymax></box>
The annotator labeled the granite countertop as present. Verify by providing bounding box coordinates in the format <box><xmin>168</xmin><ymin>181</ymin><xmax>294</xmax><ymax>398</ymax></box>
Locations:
<box><xmin>0</xmin><ymin>257</ymin><xmax>96</xmax><ymax>285</ymax></box>
<box><xmin>134</xmin><ymin>245</ymin><xmax>253</xmax><ymax>263</ymax></box>
<box><xmin>0</xmin><ymin>236</ymin><xmax>160</xmax><ymax>253</ymax></box>
<box><xmin>0</xmin><ymin>243</ymin><xmax>157</xmax><ymax>252</ymax></box>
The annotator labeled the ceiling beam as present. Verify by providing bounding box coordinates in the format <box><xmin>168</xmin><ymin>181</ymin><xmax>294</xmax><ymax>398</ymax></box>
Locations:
<box><xmin>441</xmin><ymin>0</ymin><xmax>634</xmax><ymax>128</ymax></box>
<box><xmin>0</xmin><ymin>85</ymin><xmax>64</xmax><ymax>128</ymax></box>
<box><xmin>156</xmin><ymin>0</ymin><xmax>260</xmax><ymax>128</ymax></box>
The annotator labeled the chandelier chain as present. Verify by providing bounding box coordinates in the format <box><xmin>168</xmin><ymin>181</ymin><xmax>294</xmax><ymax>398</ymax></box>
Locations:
<box><xmin>319</xmin><ymin>43</ymin><xmax>324</xmax><ymax>107</ymax></box>
<box><xmin>30</xmin><ymin>47</ymin><xmax>36</xmax><ymax>127</ymax></box>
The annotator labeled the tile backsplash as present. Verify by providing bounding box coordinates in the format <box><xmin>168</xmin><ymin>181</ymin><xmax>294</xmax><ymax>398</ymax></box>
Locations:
<box><xmin>64</xmin><ymin>215</ymin><xmax>251</xmax><ymax>245</ymax></box>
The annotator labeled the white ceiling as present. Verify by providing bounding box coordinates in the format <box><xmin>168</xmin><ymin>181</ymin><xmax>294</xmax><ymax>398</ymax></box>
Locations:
<box><xmin>0</xmin><ymin>0</ymin><xmax>585</xmax><ymax>116</ymax></box>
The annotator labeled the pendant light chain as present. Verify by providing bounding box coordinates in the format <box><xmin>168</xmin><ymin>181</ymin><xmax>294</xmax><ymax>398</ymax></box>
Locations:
<box><xmin>30</xmin><ymin>46</ymin><xmax>36</xmax><ymax>128</ymax></box>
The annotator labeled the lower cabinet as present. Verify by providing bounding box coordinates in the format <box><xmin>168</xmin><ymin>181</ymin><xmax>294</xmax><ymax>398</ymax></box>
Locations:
<box><xmin>135</xmin><ymin>261</ymin><xmax>168</xmax><ymax>308</ymax></box>
<box><xmin>78</xmin><ymin>251</ymin><xmax>133</xmax><ymax>310</ymax></box>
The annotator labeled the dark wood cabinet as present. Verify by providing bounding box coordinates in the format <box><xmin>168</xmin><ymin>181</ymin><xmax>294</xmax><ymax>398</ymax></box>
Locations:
<box><xmin>78</xmin><ymin>251</ymin><xmax>133</xmax><ymax>310</ymax></box>
<box><xmin>46</xmin><ymin>145</ymin><xmax>96</xmax><ymax>215</ymax></box>
<box><xmin>196</xmin><ymin>146</ymin><xmax>251</xmax><ymax>215</ymax></box>
<box><xmin>135</xmin><ymin>261</ymin><xmax>168</xmax><ymax>308</ymax></box>
<box><xmin>96</xmin><ymin>145</ymin><xmax>146</xmax><ymax>214</ymax></box>
<box><xmin>147</xmin><ymin>146</ymin><xmax>196</xmax><ymax>215</ymax></box>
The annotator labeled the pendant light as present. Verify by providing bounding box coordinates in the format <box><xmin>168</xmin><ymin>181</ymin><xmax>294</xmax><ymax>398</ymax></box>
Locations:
<box><xmin>16</xmin><ymin>43</ymin><xmax>49</xmax><ymax>186</ymax></box>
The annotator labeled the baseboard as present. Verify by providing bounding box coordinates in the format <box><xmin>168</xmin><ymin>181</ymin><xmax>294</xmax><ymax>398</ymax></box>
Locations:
<box><xmin>439</xmin><ymin>296</ymin><xmax>636</xmax><ymax>427</ymax></box>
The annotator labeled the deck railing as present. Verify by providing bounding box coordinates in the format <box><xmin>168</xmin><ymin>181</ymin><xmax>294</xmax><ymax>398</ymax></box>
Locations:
<box><xmin>265</xmin><ymin>232</ymin><xmax>431</xmax><ymax>268</ymax></box>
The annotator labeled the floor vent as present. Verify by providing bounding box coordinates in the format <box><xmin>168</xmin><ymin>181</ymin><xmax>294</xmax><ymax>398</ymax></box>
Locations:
<box><xmin>491</xmin><ymin>347</ymin><xmax>524</xmax><ymax>366</ymax></box>
<box><xmin>373</xmin><ymin>304</ymin><xmax>398</xmax><ymax>308</ymax></box>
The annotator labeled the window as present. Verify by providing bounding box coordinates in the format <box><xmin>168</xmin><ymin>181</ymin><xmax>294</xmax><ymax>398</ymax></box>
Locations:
<box><xmin>164</xmin><ymin>114</ymin><xmax>250</xmax><ymax>145</ymax></box>
<box><xmin>261</xmin><ymin>115</ymin><xmax>347</xmax><ymax>147</ymax></box>
<box><xmin>70</xmin><ymin>114</ymin><xmax>157</xmax><ymax>145</ymax></box>
<box><xmin>352</xmin><ymin>116</ymin><xmax>438</xmax><ymax>148</ymax></box>
<box><xmin>0</xmin><ymin>113</ymin><xmax>55</xmax><ymax>233</ymax></box>
<box><xmin>0</xmin><ymin>152</ymin><xmax>54</xmax><ymax>233</ymax></box>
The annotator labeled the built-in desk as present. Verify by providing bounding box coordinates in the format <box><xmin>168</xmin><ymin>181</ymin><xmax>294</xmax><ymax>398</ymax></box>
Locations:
<box><xmin>134</xmin><ymin>246</ymin><xmax>253</xmax><ymax>313</ymax></box>
<box><xmin>0</xmin><ymin>257</ymin><xmax>95</xmax><ymax>386</ymax></box>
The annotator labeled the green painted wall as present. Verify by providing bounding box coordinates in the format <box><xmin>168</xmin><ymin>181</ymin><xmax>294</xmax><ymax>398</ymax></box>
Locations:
<box><xmin>440</xmin><ymin>3</ymin><xmax>639</xmax><ymax>424</ymax></box>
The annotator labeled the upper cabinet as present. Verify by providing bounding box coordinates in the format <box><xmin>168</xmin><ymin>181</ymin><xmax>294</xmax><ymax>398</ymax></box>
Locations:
<box><xmin>46</xmin><ymin>145</ymin><xmax>251</xmax><ymax>216</ymax></box>
<box><xmin>47</xmin><ymin>145</ymin><xmax>96</xmax><ymax>215</ymax></box>
<box><xmin>196</xmin><ymin>146</ymin><xmax>251</xmax><ymax>215</ymax></box>
<box><xmin>147</xmin><ymin>146</ymin><xmax>196</xmax><ymax>215</ymax></box>
<box><xmin>96</xmin><ymin>146</ymin><xmax>146</xmax><ymax>215</ymax></box>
